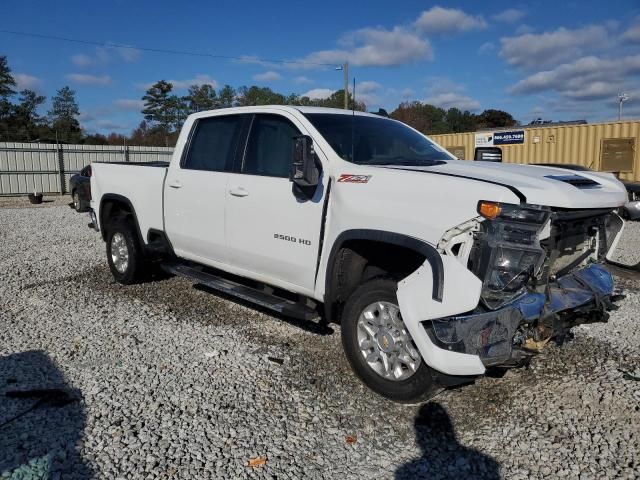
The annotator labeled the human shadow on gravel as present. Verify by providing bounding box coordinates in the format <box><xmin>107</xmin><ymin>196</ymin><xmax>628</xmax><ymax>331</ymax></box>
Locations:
<box><xmin>0</xmin><ymin>350</ymin><xmax>92</xmax><ymax>478</ymax></box>
<box><xmin>395</xmin><ymin>402</ymin><xmax>500</xmax><ymax>480</ymax></box>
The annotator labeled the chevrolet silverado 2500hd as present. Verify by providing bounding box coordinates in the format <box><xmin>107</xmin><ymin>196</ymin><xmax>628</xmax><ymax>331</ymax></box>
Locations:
<box><xmin>90</xmin><ymin>106</ymin><xmax>628</xmax><ymax>402</ymax></box>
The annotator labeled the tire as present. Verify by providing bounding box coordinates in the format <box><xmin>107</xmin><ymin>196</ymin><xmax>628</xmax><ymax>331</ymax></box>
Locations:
<box><xmin>620</xmin><ymin>208</ymin><xmax>630</xmax><ymax>220</ymax></box>
<box><xmin>73</xmin><ymin>191</ymin><xmax>82</xmax><ymax>212</ymax></box>
<box><xmin>341</xmin><ymin>277</ymin><xmax>438</xmax><ymax>403</ymax></box>
<box><xmin>73</xmin><ymin>191</ymin><xmax>89</xmax><ymax>212</ymax></box>
<box><xmin>105</xmin><ymin>216</ymin><xmax>145</xmax><ymax>284</ymax></box>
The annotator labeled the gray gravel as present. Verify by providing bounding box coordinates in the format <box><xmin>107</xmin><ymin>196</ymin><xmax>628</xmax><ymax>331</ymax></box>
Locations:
<box><xmin>1</xmin><ymin>203</ymin><xmax>639</xmax><ymax>479</ymax></box>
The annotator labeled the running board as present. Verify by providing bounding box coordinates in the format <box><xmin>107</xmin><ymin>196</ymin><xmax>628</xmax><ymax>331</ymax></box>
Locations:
<box><xmin>161</xmin><ymin>262</ymin><xmax>321</xmax><ymax>321</ymax></box>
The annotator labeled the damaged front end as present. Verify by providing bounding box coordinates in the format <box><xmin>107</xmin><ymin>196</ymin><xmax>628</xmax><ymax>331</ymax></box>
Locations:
<box><xmin>430</xmin><ymin>202</ymin><xmax>625</xmax><ymax>368</ymax></box>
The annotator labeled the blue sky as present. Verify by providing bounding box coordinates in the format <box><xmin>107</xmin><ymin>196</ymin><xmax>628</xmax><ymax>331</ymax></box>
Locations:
<box><xmin>3</xmin><ymin>0</ymin><xmax>640</xmax><ymax>134</ymax></box>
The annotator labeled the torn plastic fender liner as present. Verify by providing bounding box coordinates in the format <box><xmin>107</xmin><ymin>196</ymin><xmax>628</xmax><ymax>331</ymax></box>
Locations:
<box><xmin>397</xmin><ymin>255</ymin><xmax>486</xmax><ymax>376</ymax></box>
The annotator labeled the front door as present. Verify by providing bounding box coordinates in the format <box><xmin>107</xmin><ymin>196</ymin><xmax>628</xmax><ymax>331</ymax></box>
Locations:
<box><xmin>225</xmin><ymin>113</ymin><xmax>326</xmax><ymax>294</ymax></box>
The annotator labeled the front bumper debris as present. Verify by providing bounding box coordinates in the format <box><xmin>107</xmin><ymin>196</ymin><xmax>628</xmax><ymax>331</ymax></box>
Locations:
<box><xmin>425</xmin><ymin>263</ymin><xmax>618</xmax><ymax>367</ymax></box>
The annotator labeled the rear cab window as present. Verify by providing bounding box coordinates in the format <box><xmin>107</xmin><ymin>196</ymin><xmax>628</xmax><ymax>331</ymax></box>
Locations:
<box><xmin>183</xmin><ymin>114</ymin><xmax>247</xmax><ymax>172</ymax></box>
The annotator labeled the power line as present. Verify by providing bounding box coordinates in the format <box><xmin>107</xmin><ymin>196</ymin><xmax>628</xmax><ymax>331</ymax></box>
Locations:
<box><xmin>0</xmin><ymin>29</ymin><xmax>338</xmax><ymax>67</ymax></box>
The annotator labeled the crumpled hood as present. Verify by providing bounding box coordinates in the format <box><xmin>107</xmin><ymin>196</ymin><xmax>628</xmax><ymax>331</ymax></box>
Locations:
<box><xmin>384</xmin><ymin>160</ymin><xmax>628</xmax><ymax>209</ymax></box>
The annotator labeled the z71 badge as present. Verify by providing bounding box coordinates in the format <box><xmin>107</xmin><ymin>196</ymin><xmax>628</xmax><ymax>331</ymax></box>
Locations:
<box><xmin>337</xmin><ymin>174</ymin><xmax>371</xmax><ymax>183</ymax></box>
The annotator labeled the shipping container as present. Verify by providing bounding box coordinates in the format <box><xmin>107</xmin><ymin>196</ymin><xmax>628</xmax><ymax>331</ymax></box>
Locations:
<box><xmin>430</xmin><ymin>120</ymin><xmax>640</xmax><ymax>183</ymax></box>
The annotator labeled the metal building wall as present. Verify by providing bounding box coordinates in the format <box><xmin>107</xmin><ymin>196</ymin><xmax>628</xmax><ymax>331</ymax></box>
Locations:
<box><xmin>429</xmin><ymin>120</ymin><xmax>640</xmax><ymax>182</ymax></box>
<box><xmin>0</xmin><ymin>143</ymin><xmax>174</xmax><ymax>195</ymax></box>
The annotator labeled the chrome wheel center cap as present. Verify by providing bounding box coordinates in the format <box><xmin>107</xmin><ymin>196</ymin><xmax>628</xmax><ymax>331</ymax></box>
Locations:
<box><xmin>376</xmin><ymin>330</ymin><xmax>395</xmax><ymax>353</ymax></box>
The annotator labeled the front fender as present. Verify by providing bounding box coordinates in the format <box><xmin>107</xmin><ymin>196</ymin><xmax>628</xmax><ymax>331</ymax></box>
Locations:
<box><xmin>397</xmin><ymin>255</ymin><xmax>486</xmax><ymax>376</ymax></box>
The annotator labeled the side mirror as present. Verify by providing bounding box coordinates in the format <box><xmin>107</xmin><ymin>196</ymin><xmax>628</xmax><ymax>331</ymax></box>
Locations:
<box><xmin>290</xmin><ymin>135</ymin><xmax>320</xmax><ymax>188</ymax></box>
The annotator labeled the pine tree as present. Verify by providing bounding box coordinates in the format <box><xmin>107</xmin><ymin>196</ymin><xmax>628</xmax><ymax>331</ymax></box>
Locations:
<box><xmin>186</xmin><ymin>84</ymin><xmax>218</xmax><ymax>113</ymax></box>
<box><xmin>0</xmin><ymin>56</ymin><xmax>16</xmax><ymax>98</ymax></box>
<box><xmin>142</xmin><ymin>80</ymin><xmax>177</xmax><ymax>144</ymax></box>
<box><xmin>48</xmin><ymin>86</ymin><xmax>81</xmax><ymax>143</ymax></box>
<box><xmin>12</xmin><ymin>89</ymin><xmax>46</xmax><ymax>141</ymax></box>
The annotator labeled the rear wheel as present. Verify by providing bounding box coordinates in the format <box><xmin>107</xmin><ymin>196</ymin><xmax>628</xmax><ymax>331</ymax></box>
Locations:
<box><xmin>341</xmin><ymin>277</ymin><xmax>438</xmax><ymax>403</ymax></box>
<box><xmin>106</xmin><ymin>217</ymin><xmax>145</xmax><ymax>284</ymax></box>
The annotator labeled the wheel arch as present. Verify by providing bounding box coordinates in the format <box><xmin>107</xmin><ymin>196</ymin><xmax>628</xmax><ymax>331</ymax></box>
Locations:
<box><xmin>323</xmin><ymin>229</ymin><xmax>444</xmax><ymax>323</ymax></box>
<box><xmin>99</xmin><ymin>193</ymin><xmax>144</xmax><ymax>244</ymax></box>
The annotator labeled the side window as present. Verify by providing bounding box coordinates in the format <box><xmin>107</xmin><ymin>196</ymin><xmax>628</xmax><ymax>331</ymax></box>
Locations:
<box><xmin>183</xmin><ymin>115</ymin><xmax>244</xmax><ymax>171</ymax></box>
<box><xmin>243</xmin><ymin>114</ymin><xmax>300</xmax><ymax>177</ymax></box>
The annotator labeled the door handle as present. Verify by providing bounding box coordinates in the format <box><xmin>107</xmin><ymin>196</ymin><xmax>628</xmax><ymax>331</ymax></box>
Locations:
<box><xmin>168</xmin><ymin>180</ymin><xmax>182</xmax><ymax>189</ymax></box>
<box><xmin>229</xmin><ymin>187</ymin><xmax>249</xmax><ymax>197</ymax></box>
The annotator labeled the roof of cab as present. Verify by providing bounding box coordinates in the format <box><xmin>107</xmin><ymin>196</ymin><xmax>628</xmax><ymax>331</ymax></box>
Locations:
<box><xmin>187</xmin><ymin>105</ymin><xmax>384</xmax><ymax>120</ymax></box>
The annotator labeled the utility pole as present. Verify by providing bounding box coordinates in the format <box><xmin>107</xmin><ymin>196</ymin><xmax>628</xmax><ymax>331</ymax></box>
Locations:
<box><xmin>343</xmin><ymin>62</ymin><xmax>349</xmax><ymax>110</ymax></box>
<box><xmin>618</xmin><ymin>93</ymin><xmax>629</xmax><ymax>121</ymax></box>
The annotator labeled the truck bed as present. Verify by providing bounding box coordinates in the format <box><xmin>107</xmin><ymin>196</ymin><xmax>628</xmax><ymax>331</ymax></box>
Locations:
<box><xmin>90</xmin><ymin>162</ymin><xmax>168</xmax><ymax>241</ymax></box>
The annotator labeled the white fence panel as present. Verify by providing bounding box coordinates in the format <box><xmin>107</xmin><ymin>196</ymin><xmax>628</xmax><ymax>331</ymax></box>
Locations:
<box><xmin>0</xmin><ymin>143</ymin><xmax>174</xmax><ymax>195</ymax></box>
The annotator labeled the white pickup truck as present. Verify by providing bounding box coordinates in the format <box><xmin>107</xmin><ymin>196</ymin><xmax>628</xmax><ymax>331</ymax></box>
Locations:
<box><xmin>90</xmin><ymin>106</ymin><xmax>627</xmax><ymax>402</ymax></box>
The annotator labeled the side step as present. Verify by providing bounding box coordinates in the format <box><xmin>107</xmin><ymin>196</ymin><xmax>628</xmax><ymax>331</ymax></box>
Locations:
<box><xmin>161</xmin><ymin>262</ymin><xmax>321</xmax><ymax>321</ymax></box>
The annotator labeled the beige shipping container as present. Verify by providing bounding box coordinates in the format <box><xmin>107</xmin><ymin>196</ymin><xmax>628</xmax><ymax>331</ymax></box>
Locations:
<box><xmin>430</xmin><ymin>120</ymin><xmax>640</xmax><ymax>183</ymax></box>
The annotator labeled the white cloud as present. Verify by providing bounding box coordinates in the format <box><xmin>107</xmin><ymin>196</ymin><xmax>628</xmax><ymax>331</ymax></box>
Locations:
<box><xmin>414</xmin><ymin>6</ymin><xmax>487</xmax><ymax>35</ymax></box>
<box><xmin>424</xmin><ymin>92</ymin><xmax>481</xmax><ymax>111</ymax></box>
<box><xmin>492</xmin><ymin>9</ymin><xmax>526</xmax><ymax>24</ymax></box>
<box><xmin>423</xmin><ymin>78</ymin><xmax>481</xmax><ymax>111</ymax></box>
<box><xmin>301</xmin><ymin>88</ymin><xmax>334</xmax><ymax>100</ymax></box>
<box><xmin>253</xmin><ymin>71</ymin><xmax>281</xmax><ymax>82</ymax></box>
<box><xmin>71</xmin><ymin>54</ymin><xmax>94</xmax><ymax>67</ymax></box>
<box><xmin>358</xmin><ymin>81</ymin><xmax>381</xmax><ymax>94</ymax></box>
<box><xmin>354</xmin><ymin>81</ymin><xmax>382</xmax><ymax>107</ymax></box>
<box><xmin>510</xmin><ymin>54</ymin><xmax>640</xmax><ymax>101</ymax></box>
<box><xmin>299</xmin><ymin>27</ymin><xmax>432</xmax><ymax>67</ymax></box>
<box><xmin>478</xmin><ymin>42</ymin><xmax>495</xmax><ymax>54</ymax></box>
<box><xmin>78</xmin><ymin>111</ymin><xmax>95</xmax><ymax>122</ymax></box>
<box><xmin>622</xmin><ymin>23</ymin><xmax>640</xmax><ymax>43</ymax></box>
<box><xmin>293</xmin><ymin>76</ymin><xmax>313</xmax><ymax>84</ymax></box>
<box><xmin>70</xmin><ymin>45</ymin><xmax>141</xmax><ymax>68</ymax></box>
<box><xmin>401</xmin><ymin>88</ymin><xmax>415</xmax><ymax>99</ymax></box>
<box><xmin>115</xmin><ymin>46</ymin><xmax>141</xmax><ymax>63</ymax></box>
<box><xmin>115</xmin><ymin>99</ymin><xmax>144</xmax><ymax>111</ymax></box>
<box><xmin>14</xmin><ymin>73</ymin><xmax>42</xmax><ymax>90</ymax></box>
<box><xmin>66</xmin><ymin>73</ymin><xmax>112</xmax><ymax>86</ymax></box>
<box><xmin>500</xmin><ymin>25</ymin><xmax>610</xmax><ymax>69</ymax></box>
<box><xmin>236</xmin><ymin>55</ymin><xmax>281</xmax><ymax>69</ymax></box>
<box><xmin>515</xmin><ymin>24</ymin><xmax>534</xmax><ymax>35</ymax></box>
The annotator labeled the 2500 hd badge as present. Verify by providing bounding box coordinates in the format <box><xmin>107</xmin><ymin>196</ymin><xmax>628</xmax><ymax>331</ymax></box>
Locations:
<box><xmin>274</xmin><ymin>233</ymin><xmax>311</xmax><ymax>246</ymax></box>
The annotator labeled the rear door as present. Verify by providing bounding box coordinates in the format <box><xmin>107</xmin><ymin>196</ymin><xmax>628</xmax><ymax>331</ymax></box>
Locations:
<box><xmin>164</xmin><ymin>113</ymin><xmax>249</xmax><ymax>265</ymax></box>
<box><xmin>225</xmin><ymin>113</ymin><xmax>326</xmax><ymax>293</ymax></box>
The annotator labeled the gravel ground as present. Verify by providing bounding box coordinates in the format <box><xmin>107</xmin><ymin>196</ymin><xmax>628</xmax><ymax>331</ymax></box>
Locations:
<box><xmin>1</xmin><ymin>204</ymin><xmax>639</xmax><ymax>479</ymax></box>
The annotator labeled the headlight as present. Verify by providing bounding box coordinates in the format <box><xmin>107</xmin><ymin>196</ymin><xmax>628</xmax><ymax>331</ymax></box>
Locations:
<box><xmin>473</xmin><ymin>202</ymin><xmax>550</xmax><ymax>309</ymax></box>
<box><xmin>478</xmin><ymin>201</ymin><xmax>550</xmax><ymax>223</ymax></box>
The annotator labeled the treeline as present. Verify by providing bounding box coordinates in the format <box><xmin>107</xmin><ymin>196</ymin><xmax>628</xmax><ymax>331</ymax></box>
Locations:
<box><xmin>0</xmin><ymin>54</ymin><xmax>517</xmax><ymax>147</ymax></box>
<box><xmin>0</xmin><ymin>56</ymin><xmax>83</xmax><ymax>143</ymax></box>
<box><xmin>391</xmin><ymin>102</ymin><xmax>516</xmax><ymax>135</ymax></box>
<box><xmin>136</xmin><ymin>80</ymin><xmax>366</xmax><ymax>146</ymax></box>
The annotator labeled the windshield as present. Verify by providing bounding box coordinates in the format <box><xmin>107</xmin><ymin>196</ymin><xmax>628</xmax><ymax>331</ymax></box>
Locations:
<box><xmin>304</xmin><ymin>113</ymin><xmax>453</xmax><ymax>166</ymax></box>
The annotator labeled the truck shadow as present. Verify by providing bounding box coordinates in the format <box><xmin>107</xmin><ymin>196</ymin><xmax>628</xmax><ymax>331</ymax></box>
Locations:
<box><xmin>395</xmin><ymin>402</ymin><xmax>500</xmax><ymax>479</ymax></box>
<box><xmin>0</xmin><ymin>350</ymin><xmax>92</xmax><ymax>478</ymax></box>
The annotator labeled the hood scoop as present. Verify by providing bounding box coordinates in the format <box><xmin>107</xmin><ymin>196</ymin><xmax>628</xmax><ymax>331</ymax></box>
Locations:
<box><xmin>545</xmin><ymin>174</ymin><xmax>601</xmax><ymax>189</ymax></box>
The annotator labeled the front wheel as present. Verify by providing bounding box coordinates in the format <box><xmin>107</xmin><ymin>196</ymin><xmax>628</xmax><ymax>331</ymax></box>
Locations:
<box><xmin>341</xmin><ymin>278</ymin><xmax>438</xmax><ymax>403</ymax></box>
<box><xmin>106</xmin><ymin>217</ymin><xmax>145</xmax><ymax>284</ymax></box>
